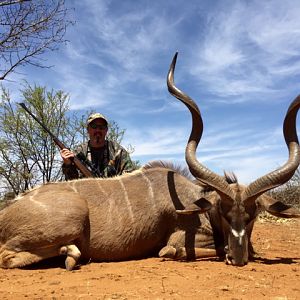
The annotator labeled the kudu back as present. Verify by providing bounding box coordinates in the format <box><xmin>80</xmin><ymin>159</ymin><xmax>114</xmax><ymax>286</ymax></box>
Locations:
<box><xmin>0</xmin><ymin>53</ymin><xmax>299</xmax><ymax>270</ymax></box>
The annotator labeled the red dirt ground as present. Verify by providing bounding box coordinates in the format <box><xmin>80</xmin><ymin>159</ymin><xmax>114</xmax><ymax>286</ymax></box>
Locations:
<box><xmin>0</xmin><ymin>219</ymin><xmax>299</xmax><ymax>299</ymax></box>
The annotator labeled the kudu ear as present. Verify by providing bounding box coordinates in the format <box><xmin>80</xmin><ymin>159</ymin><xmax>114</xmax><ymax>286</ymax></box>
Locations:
<box><xmin>176</xmin><ymin>197</ymin><xmax>212</xmax><ymax>215</ymax></box>
<box><xmin>258</xmin><ymin>194</ymin><xmax>300</xmax><ymax>218</ymax></box>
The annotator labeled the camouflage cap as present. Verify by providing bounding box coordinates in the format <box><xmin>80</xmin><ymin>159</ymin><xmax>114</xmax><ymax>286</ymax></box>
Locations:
<box><xmin>87</xmin><ymin>113</ymin><xmax>108</xmax><ymax>125</ymax></box>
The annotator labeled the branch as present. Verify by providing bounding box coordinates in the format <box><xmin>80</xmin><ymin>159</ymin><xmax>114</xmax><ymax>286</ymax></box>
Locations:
<box><xmin>0</xmin><ymin>0</ymin><xmax>31</xmax><ymax>7</ymax></box>
<box><xmin>0</xmin><ymin>0</ymin><xmax>71</xmax><ymax>80</ymax></box>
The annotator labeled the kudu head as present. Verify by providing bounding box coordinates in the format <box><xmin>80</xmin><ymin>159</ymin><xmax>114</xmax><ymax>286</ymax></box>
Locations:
<box><xmin>167</xmin><ymin>52</ymin><xmax>300</xmax><ymax>266</ymax></box>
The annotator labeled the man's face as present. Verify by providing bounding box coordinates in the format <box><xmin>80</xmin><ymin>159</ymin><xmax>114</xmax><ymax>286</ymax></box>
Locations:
<box><xmin>87</xmin><ymin>119</ymin><xmax>108</xmax><ymax>147</ymax></box>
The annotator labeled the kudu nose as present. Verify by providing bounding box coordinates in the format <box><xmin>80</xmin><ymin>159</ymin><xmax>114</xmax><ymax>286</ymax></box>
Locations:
<box><xmin>231</xmin><ymin>259</ymin><xmax>248</xmax><ymax>267</ymax></box>
<box><xmin>225</xmin><ymin>253</ymin><xmax>248</xmax><ymax>266</ymax></box>
<box><xmin>224</xmin><ymin>244</ymin><xmax>248</xmax><ymax>266</ymax></box>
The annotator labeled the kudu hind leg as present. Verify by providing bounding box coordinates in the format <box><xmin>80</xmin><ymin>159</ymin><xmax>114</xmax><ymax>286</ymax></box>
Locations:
<box><xmin>0</xmin><ymin>249</ymin><xmax>44</xmax><ymax>269</ymax></box>
<box><xmin>0</xmin><ymin>244</ymin><xmax>81</xmax><ymax>270</ymax></box>
<box><xmin>0</xmin><ymin>245</ymin><xmax>65</xmax><ymax>269</ymax></box>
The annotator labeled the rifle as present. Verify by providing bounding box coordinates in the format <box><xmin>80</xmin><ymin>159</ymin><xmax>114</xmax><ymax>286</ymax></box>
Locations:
<box><xmin>18</xmin><ymin>102</ymin><xmax>95</xmax><ymax>178</ymax></box>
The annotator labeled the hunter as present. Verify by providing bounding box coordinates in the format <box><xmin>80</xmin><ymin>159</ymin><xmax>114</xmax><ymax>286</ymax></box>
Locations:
<box><xmin>60</xmin><ymin>113</ymin><xmax>134</xmax><ymax>179</ymax></box>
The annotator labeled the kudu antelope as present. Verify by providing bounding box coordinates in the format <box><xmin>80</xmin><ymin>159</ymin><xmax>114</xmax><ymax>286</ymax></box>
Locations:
<box><xmin>0</xmin><ymin>53</ymin><xmax>299</xmax><ymax>270</ymax></box>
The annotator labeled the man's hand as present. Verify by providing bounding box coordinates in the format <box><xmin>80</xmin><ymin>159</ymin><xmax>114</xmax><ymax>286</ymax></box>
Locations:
<box><xmin>60</xmin><ymin>148</ymin><xmax>75</xmax><ymax>165</ymax></box>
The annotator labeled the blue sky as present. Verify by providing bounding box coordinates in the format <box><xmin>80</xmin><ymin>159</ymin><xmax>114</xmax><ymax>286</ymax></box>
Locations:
<box><xmin>5</xmin><ymin>0</ymin><xmax>300</xmax><ymax>184</ymax></box>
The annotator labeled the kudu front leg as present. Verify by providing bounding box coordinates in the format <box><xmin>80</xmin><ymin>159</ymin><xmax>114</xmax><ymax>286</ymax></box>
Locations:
<box><xmin>159</xmin><ymin>245</ymin><xmax>217</xmax><ymax>260</ymax></box>
<box><xmin>59</xmin><ymin>244</ymin><xmax>81</xmax><ymax>271</ymax></box>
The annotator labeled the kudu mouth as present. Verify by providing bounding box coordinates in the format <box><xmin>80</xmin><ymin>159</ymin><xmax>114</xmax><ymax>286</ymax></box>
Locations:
<box><xmin>224</xmin><ymin>229</ymin><xmax>249</xmax><ymax>266</ymax></box>
<box><xmin>225</xmin><ymin>253</ymin><xmax>248</xmax><ymax>267</ymax></box>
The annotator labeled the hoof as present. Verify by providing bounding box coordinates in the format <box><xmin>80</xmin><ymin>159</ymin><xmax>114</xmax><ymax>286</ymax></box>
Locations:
<box><xmin>159</xmin><ymin>245</ymin><xmax>176</xmax><ymax>259</ymax></box>
<box><xmin>65</xmin><ymin>256</ymin><xmax>77</xmax><ymax>271</ymax></box>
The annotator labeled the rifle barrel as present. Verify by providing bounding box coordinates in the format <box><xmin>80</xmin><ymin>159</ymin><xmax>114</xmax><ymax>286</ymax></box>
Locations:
<box><xmin>18</xmin><ymin>103</ymin><xmax>94</xmax><ymax>178</ymax></box>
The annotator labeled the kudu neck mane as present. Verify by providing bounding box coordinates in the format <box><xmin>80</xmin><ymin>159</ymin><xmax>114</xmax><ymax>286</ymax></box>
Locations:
<box><xmin>143</xmin><ymin>160</ymin><xmax>194</xmax><ymax>180</ymax></box>
<box><xmin>143</xmin><ymin>160</ymin><xmax>238</xmax><ymax>187</ymax></box>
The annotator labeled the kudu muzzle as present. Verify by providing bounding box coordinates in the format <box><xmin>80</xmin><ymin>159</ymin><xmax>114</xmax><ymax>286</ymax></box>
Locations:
<box><xmin>225</xmin><ymin>228</ymin><xmax>249</xmax><ymax>266</ymax></box>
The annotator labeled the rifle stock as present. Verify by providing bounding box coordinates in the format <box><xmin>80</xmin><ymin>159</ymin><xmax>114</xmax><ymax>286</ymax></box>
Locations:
<box><xmin>18</xmin><ymin>103</ymin><xmax>94</xmax><ymax>178</ymax></box>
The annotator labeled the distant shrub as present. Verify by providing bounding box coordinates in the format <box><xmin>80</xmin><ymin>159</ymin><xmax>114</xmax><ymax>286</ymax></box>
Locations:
<box><xmin>268</xmin><ymin>168</ymin><xmax>300</xmax><ymax>208</ymax></box>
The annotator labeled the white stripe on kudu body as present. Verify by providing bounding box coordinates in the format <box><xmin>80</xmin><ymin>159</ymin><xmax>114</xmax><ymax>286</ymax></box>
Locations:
<box><xmin>28</xmin><ymin>188</ymin><xmax>48</xmax><ymax>209</ymax></box>
<box><xmin>117</xmin><ymin>177</ymin><xmax>134</xmax><ymax>223</ymax></box>
<box><xmin>68</xmin><ymin>181</ymin><xmax>79</xmax><ymax>193</ymax></box>
<box><xmin>141</xmin><ymin>171</ymin><xmax>156</xmax><ymax>210</ymax></box>
<box><xmin>29</xmin><ymin>195</ymin><xmax>47</xmax><ymax>209</ymax></box>
<box><xmin>95</xmin><ymin>180</ymin><xmax>114</xmax><ymax>224</ymax></box>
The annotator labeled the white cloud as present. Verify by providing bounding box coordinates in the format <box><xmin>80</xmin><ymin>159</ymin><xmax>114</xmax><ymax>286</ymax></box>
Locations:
<box><xmin>187</xmin><ymin>0</ymin><xmax>300</xmax><ymax>100</ymax></box>
<box><xmin>125</xmin><ymin>127</ymin><xmax>187</xmax><ymax>156</ymax></box>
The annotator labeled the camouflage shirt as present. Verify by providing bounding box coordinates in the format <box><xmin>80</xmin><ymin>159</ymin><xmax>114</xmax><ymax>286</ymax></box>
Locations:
<box><xmin>62</xmin><ymin>140</ymin><xmax>134</xmax><ymax>180</ymax></box>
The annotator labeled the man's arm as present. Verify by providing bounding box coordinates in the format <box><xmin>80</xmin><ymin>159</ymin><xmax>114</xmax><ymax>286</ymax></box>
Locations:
<box><xmin>60</xmin><ymin>148</ymin><xmax>79</xmax><ymax>180</ymax></box>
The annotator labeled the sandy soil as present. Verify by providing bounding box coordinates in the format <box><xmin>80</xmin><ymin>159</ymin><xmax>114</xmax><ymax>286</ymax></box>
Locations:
<box><xmin>0</xmin><ymin>219</ymin><xmax>299</xmax><ymax>300</ymax></box>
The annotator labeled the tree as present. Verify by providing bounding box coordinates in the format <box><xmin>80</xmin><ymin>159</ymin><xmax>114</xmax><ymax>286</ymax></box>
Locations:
<box><xmin>0</xmin><ymin>84</ymin><xmax>140</xmax><ymax>199</ymax></box>
<box><xmin>0</xmin><ymin>0</ymin><xmax>72</xmax><ymax>80</ymax></box>
<box><xmin>269</xmin><ymin>167</ymin><xmax>300</xmax><ymax>208</ymax></box>
<box><xmin>0</xmin><ymin>83</ymin><xmax>73</xmax><ymax>196</ymax></box>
